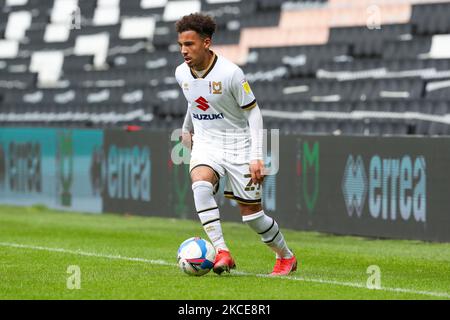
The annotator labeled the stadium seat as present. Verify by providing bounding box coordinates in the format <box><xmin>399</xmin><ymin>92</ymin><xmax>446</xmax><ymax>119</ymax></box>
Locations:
<box><xmin>411</xmin><ymin>2</ymin><xmax>450</xmax><ymax>35</ymax></box>
<box><xmin>1</xmin><ymin>0</ymin><xmax>450</xmax><ymax>136</ymax></box>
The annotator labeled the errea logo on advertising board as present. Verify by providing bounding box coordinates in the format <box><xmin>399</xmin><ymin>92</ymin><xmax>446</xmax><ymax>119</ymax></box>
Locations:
<box><xmin>342</xmin><ymin>155</ymin><xmax>426</xmax><ymax>222</ymax></box>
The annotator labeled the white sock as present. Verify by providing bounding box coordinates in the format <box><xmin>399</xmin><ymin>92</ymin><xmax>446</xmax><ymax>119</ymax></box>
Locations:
<box><xmin>242</xmin><ymin>210</ymin><xmax>293</xmax><ymax>259</ymax></box>
<box><xmin>192</xmin><ymin>181</ymin><xmax>228</xmax><ymax>252</ymax></box>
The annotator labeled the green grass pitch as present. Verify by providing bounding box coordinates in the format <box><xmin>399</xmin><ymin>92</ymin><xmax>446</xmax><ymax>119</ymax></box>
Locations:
<box><xmin>0</xmin><ymin>205</ymin><xmax>449</xmax><ymax>300</ymax></box>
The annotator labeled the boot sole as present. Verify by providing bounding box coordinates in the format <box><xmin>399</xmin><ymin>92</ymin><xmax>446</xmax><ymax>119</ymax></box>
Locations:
<box><xmin>213</xmin><ymin>263</ymin><xmax>236</xmax><ymax>275</ymax></box>
<box><xmin>291</xmin><ymin>260</ymin><xmax>298</xmax><ymax>272</ymax></box>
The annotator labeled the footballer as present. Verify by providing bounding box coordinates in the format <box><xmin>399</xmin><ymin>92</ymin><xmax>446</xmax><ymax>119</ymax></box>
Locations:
<box><xmin>175</xmin><ymin>13</ymin><xmax>297</xmax><ymax>276</ymax></box>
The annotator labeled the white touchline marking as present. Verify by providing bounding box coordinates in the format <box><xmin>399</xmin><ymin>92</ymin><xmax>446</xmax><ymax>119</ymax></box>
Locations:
<box><xmin>0</xmin><ymin>242</ymin><xmax>173</xmax><ymax>266</ymax></box>
<box><xmin>1</xmin><ymin>241</ymin><xmax>449</xmax><ymax>299</ymax></box>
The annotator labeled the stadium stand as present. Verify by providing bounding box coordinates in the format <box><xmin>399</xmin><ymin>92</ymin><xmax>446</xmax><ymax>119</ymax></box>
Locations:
<box><xmin>1</xmin><ymin>0</ymin><xmax>450</xmax><ymax>135</ymax></box>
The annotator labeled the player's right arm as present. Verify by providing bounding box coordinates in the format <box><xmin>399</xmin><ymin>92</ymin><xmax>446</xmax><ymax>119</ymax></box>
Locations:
<box><xmin>181</xmin><ymin>104</ymin><xmax>193</xmax><ymax>149</ymax></box>
<box><xmin>176</xmin><ymin>65</ymin><xmax>194</xmax><ymax>150</ymax></box>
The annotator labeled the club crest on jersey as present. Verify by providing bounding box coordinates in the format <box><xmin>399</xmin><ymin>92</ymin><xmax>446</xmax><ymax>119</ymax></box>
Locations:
<box><xmin>195</xmin><ymin>96</ymin><xmax>210</xmax><ymax>111</ymax></box>
<box><xmin>211</xmin><ymin>81</ymin><xmax>222</xmax><ymax>94</ymax></box>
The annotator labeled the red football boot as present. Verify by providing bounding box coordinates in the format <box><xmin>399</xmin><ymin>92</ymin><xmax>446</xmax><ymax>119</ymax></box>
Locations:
<box><xmin>270</xmin><ymin>255</ymin><xmax>297</xmax><ymax>276</ymax></box>
<box><xmin>213</xmin><ymin>249</ymin><xmax>236</xmax><ymax>275</ymax></box>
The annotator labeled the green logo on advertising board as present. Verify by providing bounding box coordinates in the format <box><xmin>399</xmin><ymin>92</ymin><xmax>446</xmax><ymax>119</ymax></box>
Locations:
<box><xmin>57</xmin><ymin>131</ymin><xmax>73</xmax><ymax>206</ymax></box>
<box><xmin>171</xmin><ymin>140</ymin><xmax>192</xmax><ymax>218</ymax></box>
<box><xmin>0</xmin><ymin>144</ymin><xmax>4</xmax><ymax>190</ymax></box>
<box><xmin>299</xmin><ymin>141</ymin><xmax>320</xmax><ymax>214</ymax></box>
<box><xmin>173</xmin><ymin>163</ymin><xmax>191</xmax><ymax>218</ymax></box>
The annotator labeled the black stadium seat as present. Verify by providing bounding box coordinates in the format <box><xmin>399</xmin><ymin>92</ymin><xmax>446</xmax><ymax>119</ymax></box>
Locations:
<box><xmin>411</xmin><ymin>2</ymin><xmax>450</xmax><ymax>35</ymax></box>
<box><xmin>382</xmin><ymin>37</ymin><xmax>432</xmax><ymax>59</ymax></box>
<box><xmin>329</xmin><ymin>24</ymin><xmax>413</xmax><ymax>57</ymax></box>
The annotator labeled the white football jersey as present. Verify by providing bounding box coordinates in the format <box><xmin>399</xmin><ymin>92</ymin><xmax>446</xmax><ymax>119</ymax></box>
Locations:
<box><xmin>175</xmin><ymin>51</ymin><xmax>257</xmax><ymax>153</ymax></box>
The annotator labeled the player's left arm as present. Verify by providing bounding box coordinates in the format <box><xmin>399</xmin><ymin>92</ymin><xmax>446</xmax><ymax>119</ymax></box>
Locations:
<box><xmin>231</xmin><ymin>67</ymin><xmax>265</xmax><ymax>185</ymax></box>
<box><xmin>245</xmin><ymin>105</ymin><xmax>265</xmax><ymax>185</ymax></box>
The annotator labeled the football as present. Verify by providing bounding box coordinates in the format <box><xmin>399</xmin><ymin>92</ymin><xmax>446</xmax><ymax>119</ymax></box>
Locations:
<box><xmin>177</xmin><ymin>237</ymin><xmax>216</xmax><ymax>276</ymax></box>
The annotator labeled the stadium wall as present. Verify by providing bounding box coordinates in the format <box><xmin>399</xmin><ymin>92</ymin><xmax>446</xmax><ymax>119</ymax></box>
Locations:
<box><xmin>0</xmin><ymin>128</ymin><xmax>103</xmax><ymax>213</ymax></box>
<box><xmin>0</xmin><ymin>128</ymin><xmax>448</xmax><ymax>242</ymax></box>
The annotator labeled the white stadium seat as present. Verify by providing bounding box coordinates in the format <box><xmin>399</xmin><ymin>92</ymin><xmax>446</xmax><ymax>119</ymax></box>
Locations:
<box><xmin>163</xmin><ymin>0</ymin><xmax>201</xmax><ymax>22</ymax></box>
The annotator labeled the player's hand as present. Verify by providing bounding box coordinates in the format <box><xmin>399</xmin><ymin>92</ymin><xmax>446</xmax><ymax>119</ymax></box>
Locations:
<box><xmin>181</xmin><ymin>132</ymin><xmax>193</xmax><ymax>150</ymax></box>
<box><xmin>249</xmin><ymin>159</ymin><xmax>265</xmax><ymax>186</ymax></box>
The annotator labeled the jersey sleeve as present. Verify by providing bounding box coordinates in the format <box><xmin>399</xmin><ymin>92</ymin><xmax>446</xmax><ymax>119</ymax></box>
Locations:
<box><xmin>245</xmin><ymin>105</ymin><xmax>264</xmax><ymax>160</ymax></box>
<box><xmin>231</xmin><ymin>67</ymin><xmax>257</xmax><ymax>110</ymax></box>
<box><xmin>182</xmin><ymin>103</ymin><xmax>193</xmax><ymax>133</ymax></box>
<box><xmin>175</xmin><ymin>65</ymin><xmax>184</xmax><ymax>88</ymax></box>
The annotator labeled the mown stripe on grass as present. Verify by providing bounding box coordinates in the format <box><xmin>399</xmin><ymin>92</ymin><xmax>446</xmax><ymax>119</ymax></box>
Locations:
<box><xmin>1</xmin><ymin>241</ymin><xmax>449</xmax><ymax>299</ymax></box>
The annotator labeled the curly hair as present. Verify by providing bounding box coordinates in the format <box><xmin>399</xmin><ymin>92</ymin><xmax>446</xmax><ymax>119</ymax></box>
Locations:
<box><xmin>175</xmin><ymin>13</ymin><xmax>217</xmax><ymax>39</ymax></box>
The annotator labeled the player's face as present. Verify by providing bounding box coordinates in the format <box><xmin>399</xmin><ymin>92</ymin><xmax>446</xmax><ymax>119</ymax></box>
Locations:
<box><xmin>178</xmin><ymin>30</ymin><xmax>211</xmax><ymax>70</ymax></box>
